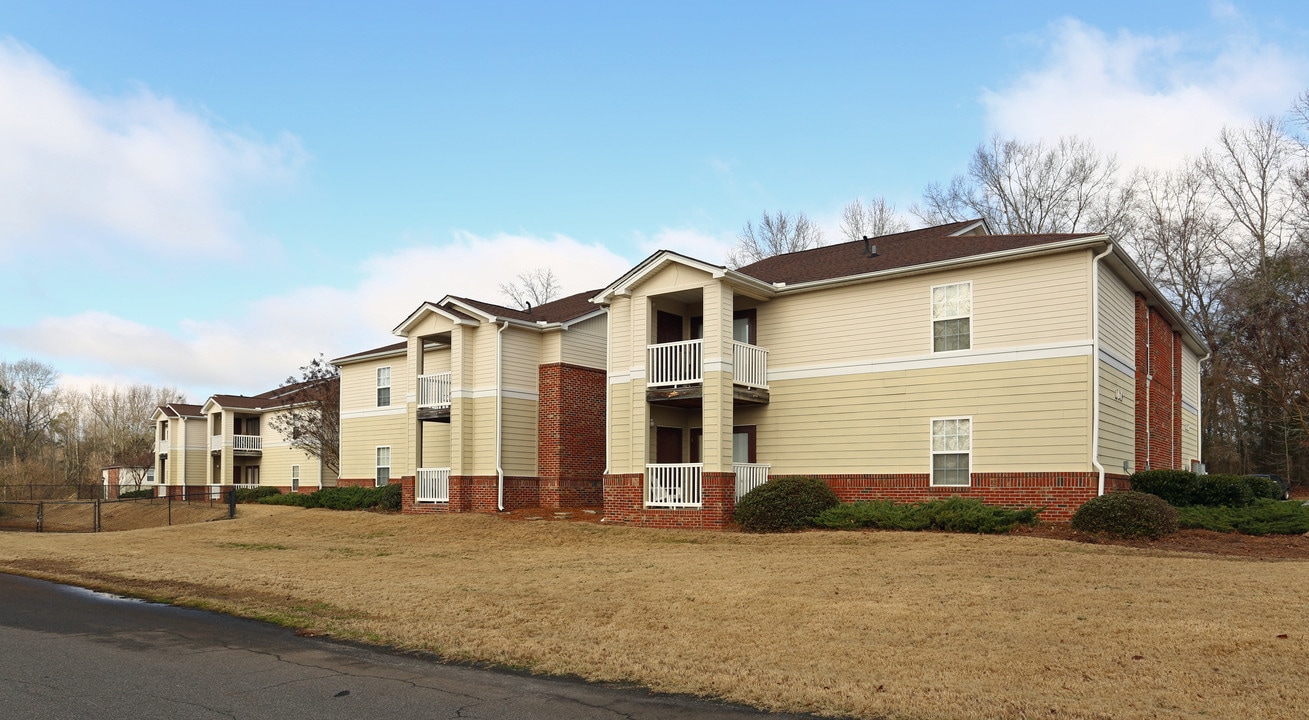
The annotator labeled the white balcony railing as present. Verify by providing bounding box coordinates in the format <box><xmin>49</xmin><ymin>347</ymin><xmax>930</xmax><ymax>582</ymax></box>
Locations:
<box><xmin>416</xmin><ymin>467</ymin><xmax>451</xmax><ymax>502</ymax></box>
<box><xmin>418</xmin><ymin>372</ymin><xmax>452</xmax><ymax>409</ymax></box>
<box><xmin>734</xmin><ymin>463</ymin><xmax>771</xmax><ymax>500</ymax></box>
<box><xmin>233</xmin><ymin>435</ymin><xmax>262</xmax><ymax>451</ymax></box>
<box><xmin>233</xmin><ymin>483</ymin><xmax>262</xmax><ymax>489</ymax></box>
<box><xmin>647</xmin><ymin>338</ymin><xmax>768</xmax><ymax>389</ymax></box>
<box><xmin>645</xmin><ymin>463</ymin><xmax>703</xmax><ymax>508</ymax></box>
<box><xmin>732</xmin><ymin>341</ymin><xmax>768</xmax><ymax>389</ymax></box>
<box><xmin>210</xmin><ymin>435</ymin><xmax>222</xmax><ymax>451</ymax></box>
<box><xmin>156</xmin><ymin>439</ymin><xmax>170</xmax><ymax>454</ymax></box>
<box><xmin>647</xmin><ymin>339</ymin><xmax>703</xmax><ymax>387</ymax></box>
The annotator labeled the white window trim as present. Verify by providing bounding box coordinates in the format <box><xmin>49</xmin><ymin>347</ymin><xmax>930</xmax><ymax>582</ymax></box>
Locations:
<box><xmin>290</xmin><ymin>464</ymin><xmax>300</xmax><ymax>492</ymax></box>
<box><xmin>376</xmin><ymin>366</ymin><xmax>392</xmax><ymax>407</ymax></box>
<box><xmin>929</xmin><ymin>415</ymin><xmax>973</xmax><ymax>487</ymax></box>
<box><xmin>930</xmin><ymin>280</ymin><xmax>972</xmax><ymax>354</ymax></box>
<box><xmin>375</xmin><ymin>446</ymin><xmax>391</xmax><ymax>487</ymax></box>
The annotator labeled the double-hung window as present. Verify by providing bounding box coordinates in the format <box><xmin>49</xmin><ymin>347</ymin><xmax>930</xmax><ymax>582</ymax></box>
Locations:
<box><xmin>931</xmin><ymin>418</ymin><xmax>971</xmax><ymax>486</ymax></box>
<box><xmin>375</xmin><ymin>447</ymin><xmax>391</xmax><ymax>487</ymax></box>
<box><xmin>376</xmin><ymin>366</ymin><xmax>391</xmax><ymax>407</ymax></box>
<box><xmin>932</xmin><ymin>282</ymin><xmax>971</xmax><ymax>352</ymax></box>
<box><xmin>290</xmin><ymin>464</ymin><xmax>300</xmax><ymax>492</ymax></box>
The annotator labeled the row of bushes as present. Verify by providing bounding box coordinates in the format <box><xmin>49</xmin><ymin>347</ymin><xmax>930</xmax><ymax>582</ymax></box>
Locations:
<box><xmin>733</xmin><ymin>476</ymin><xmax>1040</xmax><ymax>534</ymax></box>
<box><xmin>1178</xmin><ymin>501</ymin><xmax>1309</xmax><ymax>536</ymax></box>
<box><xmin>1130</xmin><ymin>469</ymin><xmax>1282</xmax><ymax>507</ymax></box>
<box><xmin>117</xmin><ymin>488</ymin><xmax>156</xmax><ymax>500</ymax></box>
<box><xmin>257</xmin><ymin>483</ymin><xmax>401</xmax><ymax>511</ymax></box>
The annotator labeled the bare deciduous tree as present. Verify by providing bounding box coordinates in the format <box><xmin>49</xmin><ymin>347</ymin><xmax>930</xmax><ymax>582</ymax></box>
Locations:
<box><xmin>266</xmin><ymin>355</ymin><xmax>341</xmax><ymax>475</ymax></box>
<box><xmin>499</xmin><ymin>268</ymin><xmax>562</xmax><ymax>310</ymax></box>
<box><xmin>0</xmin><ymin>359</ymin><xmax>60</xmax><ymax>464</ymax></box>
<box><xmin>915</xmin><ymin>135</ymin><xmax>1137</xmax><ymax>238</ymax></box>
<box><xmin>728</xmin><ymin>211</ymin><xmax>824</xmax><ymax>267</ymax></box>
<box><xmin>841</xmin><ymin>197</ymin><xmax>910</xmax><ymax>242</ymax></box>
<box><xmin>1201</xmin><ymin>117</ymin><xmax>1298</xmax><ymax>277</ymax></box>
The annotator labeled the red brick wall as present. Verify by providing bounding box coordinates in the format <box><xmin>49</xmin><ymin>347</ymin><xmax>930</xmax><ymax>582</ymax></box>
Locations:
<box><xmin>1134</xmin><ymin>295</ymin><xmax>1183</xmax><ymax>471</ymax></box>
<box><xmin>538</xmin><ymin>363</ymin><xmax>605</xmax><ymax>508</ymax></box>
<box><xmin>602</xmin><ymin>471</ymin><xmax>1131</xmax><ymax>528</ymax></box>
<box><xmin>603</xmin><ymin>472</ymin><xmax>736</xmax><ymax>529</ymax></box>
<box><xmin>400</xmin><ymin>476</ymin><xmax>449</xmax><ymax>514</ymax></box>
<box><xmin>337</xmin><ymin>478</ymin><xmax>377</xmax><ymax>488</ymax></box>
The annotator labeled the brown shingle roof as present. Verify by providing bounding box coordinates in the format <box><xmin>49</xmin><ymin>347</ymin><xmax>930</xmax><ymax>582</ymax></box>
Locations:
<box><xmin>210</xmin><ymin>377</ymin><xmax>339</xmax><ymax>412</ymax></box>
<box><xmin>446</xmin><ymin>288</ymin><xmax>603</xmax><ymax>324</ymax></box>
<box><xmin>332</xmin><ymin>340</ymin><xmax>408</xmax><ymax>364</ymax></box>
<box><xmin>736</xmin><ymin>222</ymin><xmax>1101</xmax><ymax>285</ymax></box>
<box><xmin>159</xmin><ymin>403</ymin><xmax>204</xmax><ymax>418</ymax></box>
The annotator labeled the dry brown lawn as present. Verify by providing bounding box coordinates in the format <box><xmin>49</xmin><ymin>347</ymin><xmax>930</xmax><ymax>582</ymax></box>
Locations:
<box><xmin>0</xmin><ymin>506</ymin><xmax>1305</xmax><ymax>720</ymax></box>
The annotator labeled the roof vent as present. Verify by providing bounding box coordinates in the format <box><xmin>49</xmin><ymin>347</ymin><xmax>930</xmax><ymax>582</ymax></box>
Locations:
<box><xmin>862</xmin><ymin>236</ymin><xmax>878</xmax><ymax>257</ymax></box>
<box><xmin>525</xmin><ymin>301</ymin><xmax>532</xmax><ymax>314</ymax></box>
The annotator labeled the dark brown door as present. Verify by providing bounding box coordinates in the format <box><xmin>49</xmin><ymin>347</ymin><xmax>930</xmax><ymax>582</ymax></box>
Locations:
<box><xmin>656</xmin><ymin>427</ymin><xmax>683</xmax><ymax>464</ymax></box>
<box><xmin>689</xmin><ymin>428</ymin><xmax>702</xmax><ymax>463</ymax></box>
<box><xmin>656</xmin><ymin>311</ymin><xmax>683</xmax><ymax>344</ymax></box>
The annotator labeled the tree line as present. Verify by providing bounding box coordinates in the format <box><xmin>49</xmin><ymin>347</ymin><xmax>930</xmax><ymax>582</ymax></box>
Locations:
<box><xmin>733</xmin><ymin>89</ymin><xmax>1309</xmax><ymax>482</ymax></box>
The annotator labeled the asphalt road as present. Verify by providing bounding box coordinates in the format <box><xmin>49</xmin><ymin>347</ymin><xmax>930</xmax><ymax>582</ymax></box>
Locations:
<box><xmin>0</xmin><ymin>573</ymin><xmax>811</xmax><ymax>720</ymax></box>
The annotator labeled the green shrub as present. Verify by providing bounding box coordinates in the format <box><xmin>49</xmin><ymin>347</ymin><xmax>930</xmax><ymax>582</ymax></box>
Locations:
<box><xmin>1129</xmin><ymin>469</ymin><xmax>1197</xmax><ymax>506</ymax></box>
<box><xmin>235</xmin><ymin>486</ymin><xmax>282</xmax><ymax>503</ymax></box>
<box><xmin>1178</xmin><ymin>500</ymin><xmax>1309</xmax><ymax>536</ymax></box>
<box><xmin>1071</xmin><ymin>491</ymin><xmax>1178</xmax><ymax>538</ymax></box>
<box><xmin>259</xmin><ymin>492</ymin><xmax>315</xmax><ymax>507</ymax></box>
<box><xmin>255</xmin><ymin>483</ymin><xmax>401</xmax><ymax>512</ymax></box>
<box><xmin>118</xmin><ymin>488</ymin><xmax>155</xmax><ymax>499</ymax></box>
<box><xmin>734</xmin><ymin>476</ymin><xmax>839</xmax><ymax>532</ymax></box>
<box><xmin>1241</xmin><ymin>476</ymin><xmax>1285</xmax><ymax>502</ymax></box>
<box><xmin>815</xmin><ymin>497</ymin><xmax>1039</xmax><ymax>534</ymax></box>
<box><xmin>1130</xmin><ymin>470</ymin><xmax>1280</xmax><ymax>507</ymax></box>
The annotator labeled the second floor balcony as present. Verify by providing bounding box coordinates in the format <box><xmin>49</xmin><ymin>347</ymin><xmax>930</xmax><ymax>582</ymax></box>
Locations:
<box><xmin>417</xmin><ymin>371</ymin><xmax>452</xmax><ymax>422</ymax></box>
<box><xmin>645</xmin><ymin>339</ymin><xmax>769</xmax><ymax>406</ymax></box>
<box><xmin>211</xmin><ymin>434</ymin><xmax>263</xmax><ymax>454</ymax></box>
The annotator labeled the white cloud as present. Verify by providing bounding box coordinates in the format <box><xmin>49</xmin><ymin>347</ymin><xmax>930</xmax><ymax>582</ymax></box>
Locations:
<box><xmin>636</xmin><ymin>227</ymin><xmax>736</xmax><ymax>265</ymax></box>
<box><xmin>0</xmin><ymin>38</ymin><xmax>305</xmax><ymax>259</ymax></box>
<box><xmin>981</xmin><ymin>18</ymin><xmax>1308</xmax><ymax>170</ymax></box>
<box><xmin>2</xmin><ymin>232</ymin><xmax>633</xmax><ymax>396</ymax></box>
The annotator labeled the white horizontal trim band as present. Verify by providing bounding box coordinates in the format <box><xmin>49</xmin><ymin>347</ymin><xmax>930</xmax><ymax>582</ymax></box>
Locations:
<box><xmin>1098</xmin><ymin>347</ymin><xmax>1135</xmax><ymax>377</ymax></box>
<box><xmin>341</xmin><ymin>407</ymin><xmax>407</xmax><ymax>419</ymax></box>
<box><xmin>1182</xmin><ymin>399</ymin><xmax>1199</xmax><ymax>416</ymax></box>
<box><xmin>768</xmin><ymin>340</ymin><xmax>1093</xmax><ymax>382</ymax></box>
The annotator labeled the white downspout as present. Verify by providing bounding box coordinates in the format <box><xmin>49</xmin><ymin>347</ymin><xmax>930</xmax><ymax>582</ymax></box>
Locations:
<box><xmin>496</xmin><ymin>320</ymin><xmax>508</xmax><ymax>511</ymax></box>
<box><xmin>1198</xmin><ymin>351</ymin><xmax>1211</xmax><ymax>469</ymax></box>
<box><xmin>1091</xmin><ymin>245</ymin><xmax>1113</xmax><ymax>496</ymax></box>
<box><xmin>602</xmin><ymin>307</ymin><xmax>611</xmax><ymax>477</ymax></box>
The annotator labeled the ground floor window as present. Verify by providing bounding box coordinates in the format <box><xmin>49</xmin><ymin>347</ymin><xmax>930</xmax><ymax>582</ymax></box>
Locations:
<box><xmin>376</xmin><ymin>447</ymin><xmax>391</xmax><ymax>487</ymax></box>
<box><xmin>244</xmin><ymin>466</ymin><xmax>260</xmax><ymax>485</ymax></box>
<box><xmin>291</xmin><ymin>464</ymin><xmax>300</xmax><ymax>492</ymax></box>
<box><xmin>931</xmin><ymin>417</ymin><xmax>971</xmax><ymax>486</ymax></box>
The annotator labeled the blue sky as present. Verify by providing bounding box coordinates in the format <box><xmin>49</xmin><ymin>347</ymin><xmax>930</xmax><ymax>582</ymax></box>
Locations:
<box><xmin>1</xmin><ymin>1</ymin><xmax>1306</xmax><ymax>399</ymax></box>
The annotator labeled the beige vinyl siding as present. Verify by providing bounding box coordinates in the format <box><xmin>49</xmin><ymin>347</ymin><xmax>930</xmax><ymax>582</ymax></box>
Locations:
<box><xmin>743</xmin><ymin>355</ymin><xmax>1091</xmax><ymax>475</ymax></box>
<box><xmin>1099</xmin><ymin>263</ymin><xmax>1136</xmax><ymax>362</ymax></box>
<box><xmin>463</xmin><ymin>396</ymin><xmax>498</xmax><ymax>475</ymax></box>
<box><xmin>760</xmin><ymin>251</ymin><xmax>1091</xmax><ymax>371</ymax></box>
<box><xmin>421</xmin><ymin>421</ymin><xmax>451</xmax><ymax>468</ymax></box>
<box><xmin>422</xmin><ymin>346</ymin><xmax>451</xmax><ymax>375</ymax></box>
<box><xmin>608</xmin><ymin>380</ymin><xmax>634</xmax><ymax>473</ymax></box>
<box><xmin>1181</xmin><ymin>344</ymin><xmax>1202</xmax><ymax>464</ymax></box>
<box><xmin>473</xmin><ymin>324</ymin><xmax>500</xmax><ymax>389</ymax></box>
<box><xmin>1098</xmin><ymin>362</ymin><xmax>1135</xmax><ymax>475</ymax></box>
<box><xmin>502</xmin><ymin>397</ymin><xmax>538</xmax><ymax>475</ymax></box>
<box><xmin>502</xmin><ymin>329</ymin><xmax>540</xmax><ymax>394</ymax></box>
<box><xmin>541</xmin><ymin>330</ymin><xmax>563</xmax><ymax>365</ymax></box>
<box><xmin>340</xmin><ymin>414</ymin><xmax>408</xmax><ymax>480</ymax></box>
<box><xmin>340</xmin><ymin>354</ymin><xmax>406</xmax><ymax>412</ymax></box>
<box><xmin>561</xmin><ymin>314</ymin><xmax>607</xmax><ymax>369</ymax></box>
<box><xmin>182</xmin><ymin>418</ymin><xmax>208</xmax><ymax>485</ymax></box>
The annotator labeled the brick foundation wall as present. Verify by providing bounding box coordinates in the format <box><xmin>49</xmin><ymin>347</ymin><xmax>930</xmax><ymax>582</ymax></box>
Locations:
<box><xmin>337</xmin><ymin>478</ymin><xmax>377</xmax><ymax>489</ymax></box>
<box><xmin>603</xmin><ymin>471</ymin><xmax>1131</xmax><ymax>528</ymax></box>
<box><xmin>602</xmin><ymin>472</ymin><xmax>736</xmax><ymax>529</ymax></box>
<box><xmin>400</xmin><ymin>476</ymin><xmax>450</xmax><ymax>514</ymax></box>
<box><xmin>538</xmin><ymin>363</ymin><xmax>606</xmax><ymax>508</ymax></box>
<box><xmin>1135</xmin><ymin>296</ymin><xmax>1183</xmax><ymax>471</ymax></box>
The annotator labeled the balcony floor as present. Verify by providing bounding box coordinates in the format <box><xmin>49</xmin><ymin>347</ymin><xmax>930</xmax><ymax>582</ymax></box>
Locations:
<box><xmin>417</xmin><ymin>407</ymin><xmax>451</xmax><ymax>423</ymax></box>
<box><xmin>646</xmin><ymin>384</ymin><xmax>769</xmax><ymax>408</ymax></box>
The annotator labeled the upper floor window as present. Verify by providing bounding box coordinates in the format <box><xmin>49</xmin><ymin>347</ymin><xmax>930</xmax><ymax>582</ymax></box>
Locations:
<box><xmin>931</xmin><ymin>418</ymin><xmax>971</xmax><ymax>486</ymax></box>
<box><xmin>376</xmin><ymin>366</ymin><xmax>391</xmax><ymax>407</ymax></box>
<box><xmin>932</xmin><ymin>282</ymin><xmax>971</xmax><ymax>352</ymax></box>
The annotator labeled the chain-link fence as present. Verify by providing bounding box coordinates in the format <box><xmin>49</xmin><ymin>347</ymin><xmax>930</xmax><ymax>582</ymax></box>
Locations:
<box><xmin>0</xmin><ymin>483</ymin><xmax>106</xmax><ymax>502</ymax></box>
<box><xmin>0</xmin><ymin>493</ymin><xmax>234</xmax><ymax>533</ymax></box>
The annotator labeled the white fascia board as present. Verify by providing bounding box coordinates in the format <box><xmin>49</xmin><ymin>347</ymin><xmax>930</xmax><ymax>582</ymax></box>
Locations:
<box><xmin>200</xmin><ymin>398</ymin><xmax>222</xmax><ymax>415</ymax></box>
<box><xmin>1101</xmin><ymin>249</ymin><xmax>1209</xmax><ymax>356</ymax></box>
<box><xmin>593</xmin><ymin>251</ymin><xmax>730</xmax><ymax>302</ymax></box>
<box><xmin>559</xmin><ymin>308</ymin><xmax>607</xmax><ymax>329</ymax></box>
<box><xmin>391</xmin><ymin>301</ymin><xmax>480</xmax><ymax>336</ymax></box>
<box><xmin>948</xmin><ymin>219</ymin><xmax>991</xmax><ymax>236</ymax></box>
<box><xmin>332</xmin><ymin>347</ymin><xmax>409</xmax><ymax>365</ymax></box>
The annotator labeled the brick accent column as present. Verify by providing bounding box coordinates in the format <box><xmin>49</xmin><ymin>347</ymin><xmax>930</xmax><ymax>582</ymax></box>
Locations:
<box><xmin>538</xmin><ymin>363</ymin><xmax>606</xmax><ymax>508</ymax></box>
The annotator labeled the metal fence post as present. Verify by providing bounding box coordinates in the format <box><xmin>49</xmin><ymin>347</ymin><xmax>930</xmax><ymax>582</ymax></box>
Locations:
<box><xmin>228</xmin><ymin>488</ymin><xmax>237</xmax><ymax>519</ymax></box>
<box><xmin>168</xmin><ymin>494</ymin><xmax>172</xmax><ymax>526</ymax></box>
<box><xmin>36</xmin><ymin>502</ymin><xmax>43</xmax><ymax>532</ymax></box>
<box><xmin>94</xmin><ymin>499</ymin><xmax>101</xmax><ymax>532</ymax></box>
